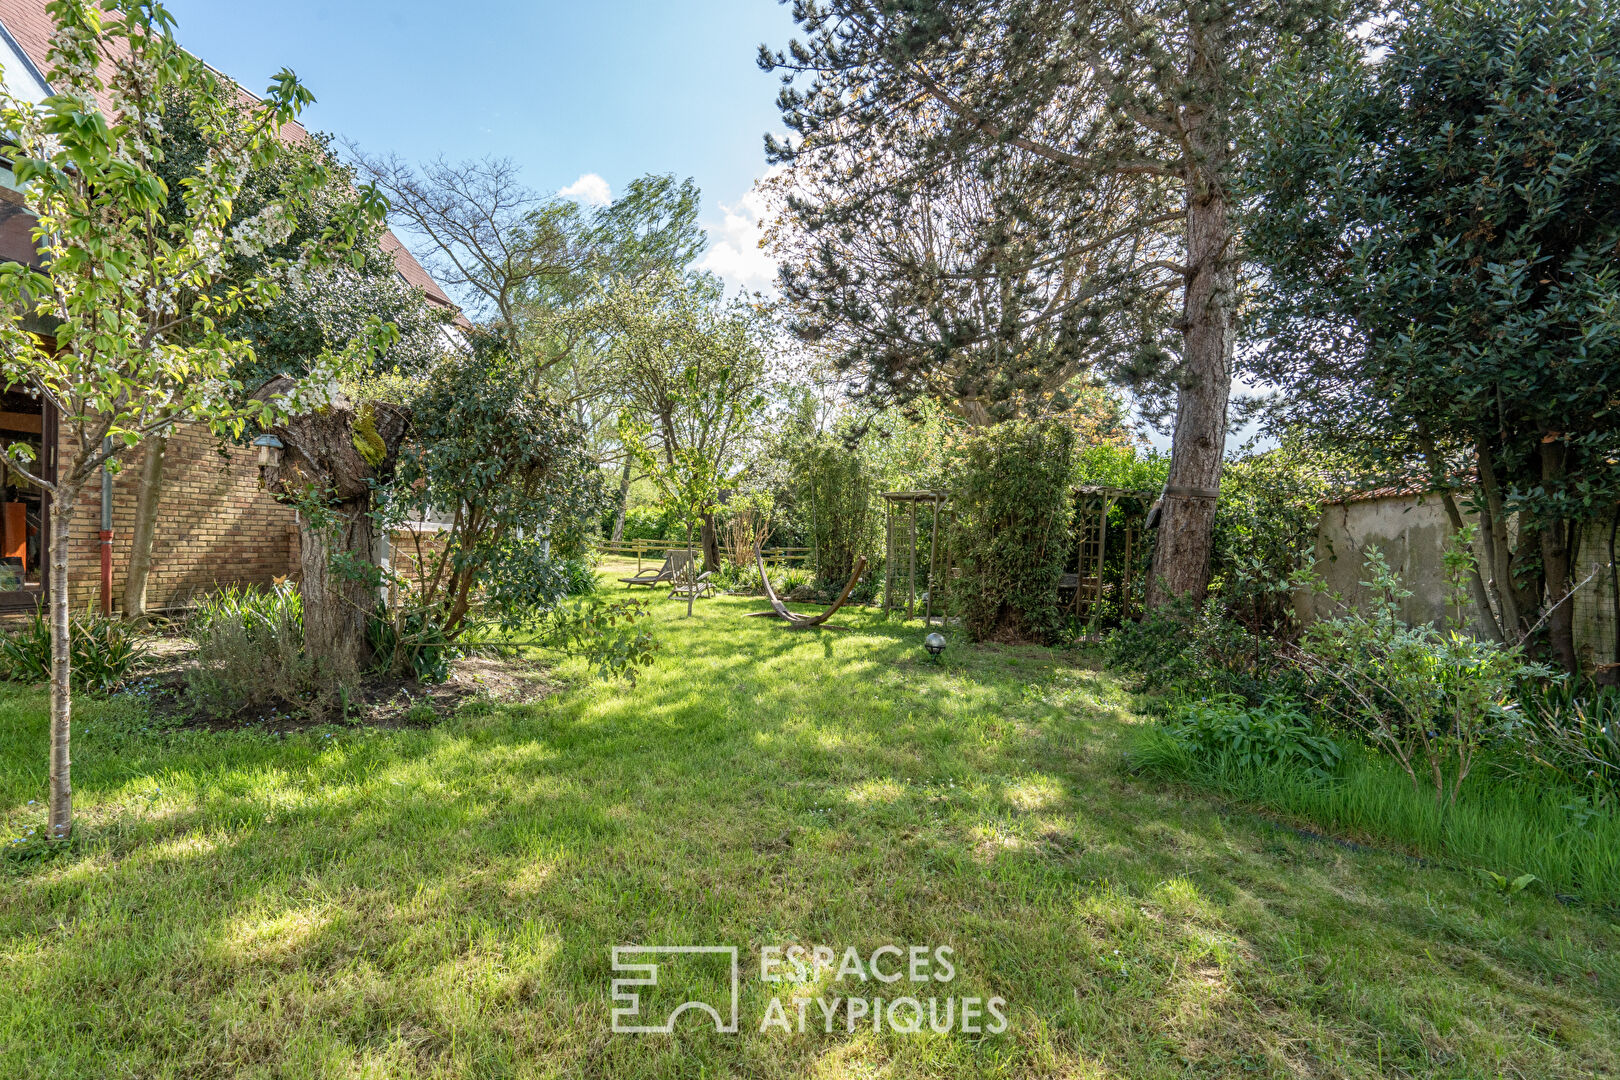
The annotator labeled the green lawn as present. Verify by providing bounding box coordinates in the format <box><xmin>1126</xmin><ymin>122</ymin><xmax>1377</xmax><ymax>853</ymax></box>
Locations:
<box><xmin>2</xmin><ymin>587</ymin><xmax>1617</xmax><ymax>1078</ymax></box>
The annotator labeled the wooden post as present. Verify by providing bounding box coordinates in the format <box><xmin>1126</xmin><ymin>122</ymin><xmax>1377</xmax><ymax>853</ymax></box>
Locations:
<box><xmin>907</xmin><ymin>498</ymin><xmax>917</xmax><ymax>618</ymax></box>
<box><xmin>1122</xmin><ymin>522</ymin><xmax>1134</xmax><ymax>620</ymax></box>
<box><xmin>883</xmin><ymin>499</ymin><xmax>894</xmax><ymax>612</ymax></box>
<box><xmin>924</xmin><ymin>495</ymin><xmax>941</xmax><ymax>625</ymax></box>
<box><xmin>1092</xmin><ymin>494</ymin><xmax>1112</xmax><ymax>630</ymax></box>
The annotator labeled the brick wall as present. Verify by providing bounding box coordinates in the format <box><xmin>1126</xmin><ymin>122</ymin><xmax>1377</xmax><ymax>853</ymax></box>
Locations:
<box><xmin>64</xmin><ymin>423</ymin><xmax>299</xmax><ymax>612</ymax></box>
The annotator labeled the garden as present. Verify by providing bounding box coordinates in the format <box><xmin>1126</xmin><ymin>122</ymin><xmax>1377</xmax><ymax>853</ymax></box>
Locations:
<box><xmin>2</xmin><ymin>0</ymin><xmax>1619</xmax><ymax>1077</ymax></box>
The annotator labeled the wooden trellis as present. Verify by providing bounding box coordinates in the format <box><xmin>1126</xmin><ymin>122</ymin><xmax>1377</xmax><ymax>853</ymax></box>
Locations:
<box><xmin>1064</xmin><ymin>484</ymin><xmax>1154</xmax><ymax>625</ymax></box>
<box><xmin>881</xmin><ymin>490</ymin><xmax>949</xmax><ymax>624</ymax></box>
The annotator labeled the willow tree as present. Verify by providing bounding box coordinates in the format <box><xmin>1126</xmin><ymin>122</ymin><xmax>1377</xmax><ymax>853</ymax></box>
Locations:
<box><xmin>0</xmin><ymin>0</ymin><xmax>380</xmax><ymax>840</ymax></box>
<box><xmin>763</xmin><ymin>0</ymin><xmax>1367</xmax><ymax>605</ymax></box>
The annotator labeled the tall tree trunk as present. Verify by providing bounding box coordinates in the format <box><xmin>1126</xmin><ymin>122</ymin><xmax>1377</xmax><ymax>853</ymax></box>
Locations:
<box><xmin>700</xmin><ymin>511</ymin><xmax>720</xmax><ymax>572</ymax></box>
<box><xmin>685</xmin><ymin>524</ymin><xmax>696</xmax><ymax>618</ymax></box>
<box><xmin>610</xmin><ymin>457</ymin><xmax>632</xmax><ymax>542</ymax></box>
<box><xmin>296</xmin><ymin>501</ymin><xmax>382</xmax><ymax>676</ymax></box>
<box><xmin>121</xmin><ymin>434</ymin><xmax>166</xmax><ymax>622</ymax></box>
<box><xmin>1539</xmin><ymin>439</ymin><xmax>1577</xmax><ymax>672</ymax></box>
<box><xmin>47</xmin><ymin>481</ymin><xmax>77</xmax><ymax>842</ymax></box>
<box><xmin>1146</xmin><ymin>34</ymin><xmax>1232</xmax><ymax>610</ymax></box>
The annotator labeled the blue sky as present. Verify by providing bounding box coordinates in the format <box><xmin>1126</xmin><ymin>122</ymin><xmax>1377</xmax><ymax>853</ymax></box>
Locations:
<box><xmin>163</xmin><ymin>0</ymin><xmax>800</xmax><ymax>296</ymax></box>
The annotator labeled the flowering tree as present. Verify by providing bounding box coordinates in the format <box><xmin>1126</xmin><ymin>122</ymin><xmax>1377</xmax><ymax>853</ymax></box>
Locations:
<box><xmin>0</xmin><ymin>1</ymin><xmax>383</xmax><ymax>841</ymax></box>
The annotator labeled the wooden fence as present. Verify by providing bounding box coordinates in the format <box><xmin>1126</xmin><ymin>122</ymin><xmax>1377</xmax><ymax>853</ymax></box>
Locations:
<box><xmin>594</xmin><ymin>539</ymin><xmax>812</xmax><ymax>573</ymax></box>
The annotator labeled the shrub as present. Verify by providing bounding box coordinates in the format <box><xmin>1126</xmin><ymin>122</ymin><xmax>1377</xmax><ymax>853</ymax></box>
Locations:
<box><xmin>712</xmin><ymin>562</ymin><xmax>762</xmax><ymax>594</ymax></box>
<box><xmin>615</xmin><ymin>504</ymin><xmax>676</xmax><ymax>542</ymax></box>
<box><xmin>368</xmin><ymin>608</ymin><xmax>455</xmax><ymax>684</ymax></box>
<box><xmin>1299</xmin><ymin>547</ymin><xmax>1544</xmax><ymax>807</ymax></box>
<box><xmin>947</xmin><ymin>419</ymin><xmax>1075</xmax><ymax>643</ymax></box>
<box><xmin>0</xmin><ymin>608</ymin><xmax>144</xmax><ymax>692</ymax></box>
<box><xmin>1163</xmin><ymin>695</ymin><xmax>1345</xmax><ymax>778</ymax></box>
<box><xmin>558</xmin><ymin>555</ymin><xmax>599</xmax><ymax>597</ymax></box>
<box><xmin>1208</xmin><ymin>443</ymin><xmax>1332</xmax><ymax>635</ymax></box>
<box><xmin>791</xmin><ymin>439</ymin><xmax>877</xmax><ymax>593</ymax></box>
<box><xmin>772</xmin><ymin>567</ymin><xmax>812</xmax><ymax>596</ymax></box>
<box><xmin>1510</xmin><ymin>682</ymin><xmax>1620</xmax><ymax>807</ymax></box>
<box><xmin>186</xmin><ymin>584</ymin><xmax>340</xmax><ymax>716</ymax></box>
<box><xmin>1105</xmin><ymin>600</ymin><xmax>1304</xmax><ymax>704</ymax></box>
<box><xmin>1073</xmin><ymin>444</ymin><xmax>1169</xmax><ymax>492</ymax></box>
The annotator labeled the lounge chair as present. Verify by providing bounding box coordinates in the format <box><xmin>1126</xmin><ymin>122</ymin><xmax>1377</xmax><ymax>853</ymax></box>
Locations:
<box><xmin>619</xmin><ymin>548</ymin><xmax>692</xmax><ymax>588</ymax></box>
<box><xmin>669</xmin><ymin>563</ymin><xmax>716</xmax><ymax>600</ymax></box>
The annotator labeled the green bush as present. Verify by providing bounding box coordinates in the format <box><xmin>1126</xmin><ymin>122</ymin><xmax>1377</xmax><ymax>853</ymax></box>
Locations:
<box><xmin>1209</xmin><ymin>443</ymin><xmax>1331</xmax><ymax>635</ymax></box>
<box><xmin>614</xmin><ymin>504</ymin><xmax>676</xmax><ymax>542</ymax></box>
<box><xmin>1301</xmin><ymin>547</ymin><xmax>1544</xmax><ymax>807</ymax></box>
<box><xmin>186</xmin><ymin>584</ymin><xmax>339</xmax><ymax>717</ymax></box>
<box><xmin>368</xmin><ymin>608</ymin><xmax>456</xmax><ymax>684</ymax></box>
<box><xmin>947</xmin><ymin>419</ymin><xmax>1075</xmax><ymax>643</ymax></box>
<box><xmin>772</xmin><ymin>567</ymin><xmax>813</xmax><ymax>596</ymax></box>
<box><xmin>1106</xmin><ymin>600</ymin><xmax>1305</xmax><ymax>704</ymax></box>
<box><xmin>0</xmin><ymin>608</ymin><xmax>144</xmax><ymax>693</ymax></box>
<box><xmin>791</xmin><ymin>439</ymin><xmax>878</xmax><ymax>594</ymax></box>
<box><xmin>1508</xmin><ymin>681</ymin><xmax>1620</xmax><ymax>808</ymax></box>
<box><xmin>1163</xmin><ymin>695</ymin><xmax>1344</xmax><ymax>778</ymax></box>
<box><xmin>712</xmin><ymin>562</ymin><xmax>762</xmax><ymax>594</ymax></box>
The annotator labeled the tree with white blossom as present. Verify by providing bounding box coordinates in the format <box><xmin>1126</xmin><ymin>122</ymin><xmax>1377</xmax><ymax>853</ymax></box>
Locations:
<box><xmin>0</xmin><ymin>0</ymin><xmax>387</xmax><ymax>842</ymax></box>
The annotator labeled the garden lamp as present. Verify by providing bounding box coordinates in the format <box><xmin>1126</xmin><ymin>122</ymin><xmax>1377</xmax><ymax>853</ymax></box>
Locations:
<box><xmin>253</xmin><ymin>434</ymin><xmax>284</xmax><ymax>469</ymax></box>
<box><xmin>923</xmin><ymin>632</ymin><xmax>947</xmax><ymax>663</ymax></box>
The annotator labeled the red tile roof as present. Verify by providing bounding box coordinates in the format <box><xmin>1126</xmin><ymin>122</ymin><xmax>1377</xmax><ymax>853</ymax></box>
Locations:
<box><xmin>0</xmin><ymin>0</ymin><xmax>463</xmax><ymax>319</ymax></box>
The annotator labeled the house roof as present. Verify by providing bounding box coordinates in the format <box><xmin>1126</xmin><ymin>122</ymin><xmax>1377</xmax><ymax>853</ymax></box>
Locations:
<box><xmin>0</xmin><ymin>0</ymin><xmax>463</xmax><ymax>320</ymax></box>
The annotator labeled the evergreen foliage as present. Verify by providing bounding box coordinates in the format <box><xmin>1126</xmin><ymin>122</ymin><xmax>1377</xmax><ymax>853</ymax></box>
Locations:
<box><xmin>1247</xmin><ymin>0</ymin><xmax>1620</xmax><ymax>668</ymax></box>
<box><xmin>947</xmin><ymin>419</ymin><xmax>1076</xmax><ymax>642</ymax></box>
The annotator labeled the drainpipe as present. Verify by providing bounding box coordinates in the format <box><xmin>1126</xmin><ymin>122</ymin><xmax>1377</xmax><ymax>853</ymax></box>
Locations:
<box><xmin>99</xmin><ymin>436</ymin><xmax>112</xmax><ymax>616</ymax></box>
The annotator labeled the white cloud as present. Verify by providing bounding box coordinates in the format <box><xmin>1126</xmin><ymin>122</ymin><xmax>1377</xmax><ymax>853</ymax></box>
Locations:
<box><xmin>697</xmin><ymin>168</ymin><xmax>784</xmax><ymax>296</ymax></box>
<box><xmin>558</xmin><ymin>173</ymin><xmax>612</xmax><ymax>207</ymax></box>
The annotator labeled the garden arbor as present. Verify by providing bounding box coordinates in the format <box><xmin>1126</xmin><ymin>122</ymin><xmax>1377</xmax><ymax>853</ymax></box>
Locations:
<box><xmin>882</xmin><ymin>490</ymin><xmax>949</xmax><ymax>623</ymax></box>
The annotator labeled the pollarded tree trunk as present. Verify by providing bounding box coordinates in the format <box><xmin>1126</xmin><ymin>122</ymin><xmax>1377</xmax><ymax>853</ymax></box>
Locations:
<box><xmin>295</xmin><ymin>499</ymin><xmax>387</xmax><ymax>674</ymax></box>
<box><xmin>255</xmin><ymin>378</ymin><xmax>409</xmax><ymax>675</ymax></box>
<box><xmin>121</xmin><ymin>433</ymin><xmax>167</xmax><ymax>622</ymax></box>
<box><xmin>47</xmin><ymin>479</ymin><xmax>79</xmax><ymax>841</ymax></box>
<box><xmin>1146</xmin><ymin>70</ymin><xmax>1234</xmax><ymax>609</ymax></box>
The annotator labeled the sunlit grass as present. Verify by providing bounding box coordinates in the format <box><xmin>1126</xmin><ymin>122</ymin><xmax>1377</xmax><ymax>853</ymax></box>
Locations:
<box><xmin>0</xmin><ymin>583</ymin><xmax>1616</xmax><ymax>1078</ymax></box>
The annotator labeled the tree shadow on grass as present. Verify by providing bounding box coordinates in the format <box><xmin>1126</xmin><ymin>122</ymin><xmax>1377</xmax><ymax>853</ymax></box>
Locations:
<box><xmin>1</xmin><ymin>597</ymin><xmax>1616</xmax><ymax>1077</ymax></box>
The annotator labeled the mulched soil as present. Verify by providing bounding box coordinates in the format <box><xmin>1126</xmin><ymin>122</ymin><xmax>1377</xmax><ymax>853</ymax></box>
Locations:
<box><xmin>127</xmin><ymin>637</ymin><xmax>555</xmax><ymax>733</ymax></box>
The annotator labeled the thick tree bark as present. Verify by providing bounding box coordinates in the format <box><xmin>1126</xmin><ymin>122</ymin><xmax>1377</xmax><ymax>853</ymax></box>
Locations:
<box><xmin>700</xmin><ymin>511</ymin><xmax>721</xmax><ymax>573</ymax></box>
<box><xmin>1146</xmin><ymin>68</ymin><xmax>1232</xmax><ymax>609</ymax></box>
<box><xmin>254</xmin><ymin>378</ymin><xmax>409</xmax><ymax>675</ymax></box>
<box><xmin>610</xmin><ymin>457</ymin><xmax>632</xmax><ymax>542</ymax></box>
<box><xmin>296</xmin><ymin>500</ymin><xmax>384</xmax><ymax>675</ymax></box>
<box><xmin>47</xmin><ymin>482</ymin><xmax>76</xmax><ymax>842</ymax></box>
<box><xmin>1539</xmin><ymin>439</ymin><xmax>1577</xmax><ymax>672</ymax></box>
<box><xmin>121</xmin><ymin>434</ymin><xmax>167</xmax><ymax>622</ymax></box>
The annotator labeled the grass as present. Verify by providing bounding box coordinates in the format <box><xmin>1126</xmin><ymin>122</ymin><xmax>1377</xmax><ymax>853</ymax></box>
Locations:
<box><xmin>1129</xmin><ymin>725</ymin><xmax>1620</xmax><ymax>906</ymax></box>
<box><xmin>0</xmin><ymin>576</ymin><xmax>1616</xmax><ymax>1078</ymax></box>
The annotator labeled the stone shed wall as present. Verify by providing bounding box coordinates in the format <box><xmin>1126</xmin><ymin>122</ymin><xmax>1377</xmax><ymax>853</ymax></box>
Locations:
<box><xmin>1300</xmin><ymin>493</ymin><xmax>1617</xmax><ymax>669</ymax></box>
